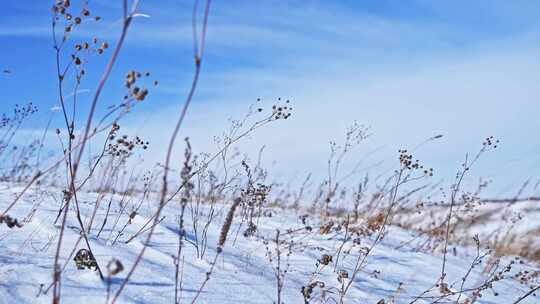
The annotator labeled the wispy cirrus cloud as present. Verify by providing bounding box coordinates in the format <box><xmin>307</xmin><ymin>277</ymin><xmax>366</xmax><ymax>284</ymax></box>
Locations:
<box><xmin>0</xmin><ymin>26</ymin><xmax>50</xmax><ymax>37</ymax></box>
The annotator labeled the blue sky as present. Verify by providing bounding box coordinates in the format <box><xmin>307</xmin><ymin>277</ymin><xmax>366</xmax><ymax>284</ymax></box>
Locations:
<box><xmin>1</xmin><ymin>0</ymin><xmax>540</xmax><ymax>196</ymax></box>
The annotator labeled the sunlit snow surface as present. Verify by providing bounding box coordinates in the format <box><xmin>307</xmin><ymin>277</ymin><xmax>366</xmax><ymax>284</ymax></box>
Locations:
<box><xmin>0</xmin><ymin>183</ymin><xmax>538</xmax><ymax>304</ymax></box>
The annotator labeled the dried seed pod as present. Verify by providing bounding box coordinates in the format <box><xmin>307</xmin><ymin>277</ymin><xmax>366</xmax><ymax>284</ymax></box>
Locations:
<box><xmin>134</xmin><ymin>88</ymin><xmax>148</xmax><ymax>101</ymax></box>
<box><xmin>107</xmin><ymin>259</ymin><xmax>124</xmax><ymax>276</ymax></box>
<box><xmin>337</xmin><ymin>270</ymin><xmax>349</xmax><ymax>283</ymax></box>
<box><xmin>217</xmin><ymin>198</ymin><xmax>241</xmax><ymax>252</ymax></box>
<box><xmin>73</xmin><ymin>249</ymin><xmax>97</xmax><ymax>270</ymax></box>
<box><xmin>0</xmin><ymin>215</ymin><xmax>23</xmax><ymax>228</ymax></box>
<box><xmin>318</xmin><ymin>254</ymin><xmax>333</xmax><ymax>266</ymax></box>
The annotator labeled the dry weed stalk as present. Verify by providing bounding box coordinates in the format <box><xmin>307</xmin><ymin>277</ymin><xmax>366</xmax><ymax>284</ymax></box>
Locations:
<box><xmin>174</xmin><ymin>138</ymin><xmax>194</xmax><ymax>304</ymax></box>
<box><xmin>440</xmin><ymin>137</ymin><xmax>499</xmax><ymax>289</ymax></box>
<box><xmin>338</xmin><ymin>149</ymin><xmax>432</xmax><ymax>303</ymax></box>
<box><xmin>190</xmin><ymin>197</ymin><xmax>240</xmax><ymax>303</ymax></box>
<box><xmin>50</xmin><ymin>1</ymin><xmax>141</xmax><ymax>302</ymax></box>
<box><xmin>323</xmin><ymin>122</ymin><xmax>370</xmax><ymax>217</ymax></box>
<box><xmin>265</xmin><ymin>229</ymin><xmax>291</xmax><ymax>304</ymax></box>
<box><xmin>111</xmin><ymin>1</ymin><xmax>212</xmax><ymax>302</ymax></box>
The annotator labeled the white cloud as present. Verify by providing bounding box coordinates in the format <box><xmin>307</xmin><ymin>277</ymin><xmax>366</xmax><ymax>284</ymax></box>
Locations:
<box><xmin>119</xmin><ymin>40</ymin><xmax>540</xmax><ymax>196</ymax></box>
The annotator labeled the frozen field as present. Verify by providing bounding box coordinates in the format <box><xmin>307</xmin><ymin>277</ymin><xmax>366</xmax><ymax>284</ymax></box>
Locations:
<box><xmin>0</xmin><ymin>183</ymin><xmax>538</xmax><ymax>304</ymax></box>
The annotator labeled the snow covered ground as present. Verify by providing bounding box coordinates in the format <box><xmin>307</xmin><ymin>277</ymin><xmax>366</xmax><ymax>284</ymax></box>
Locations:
<box><xmin>395</xmin><ymin>198</ymin><xmax>540</xmax><ymax>261</ymax></box>
<box><xmin>0</xmin><ymin>183</ymin><xmax>539</xmax><ymax>304</ymax></box>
